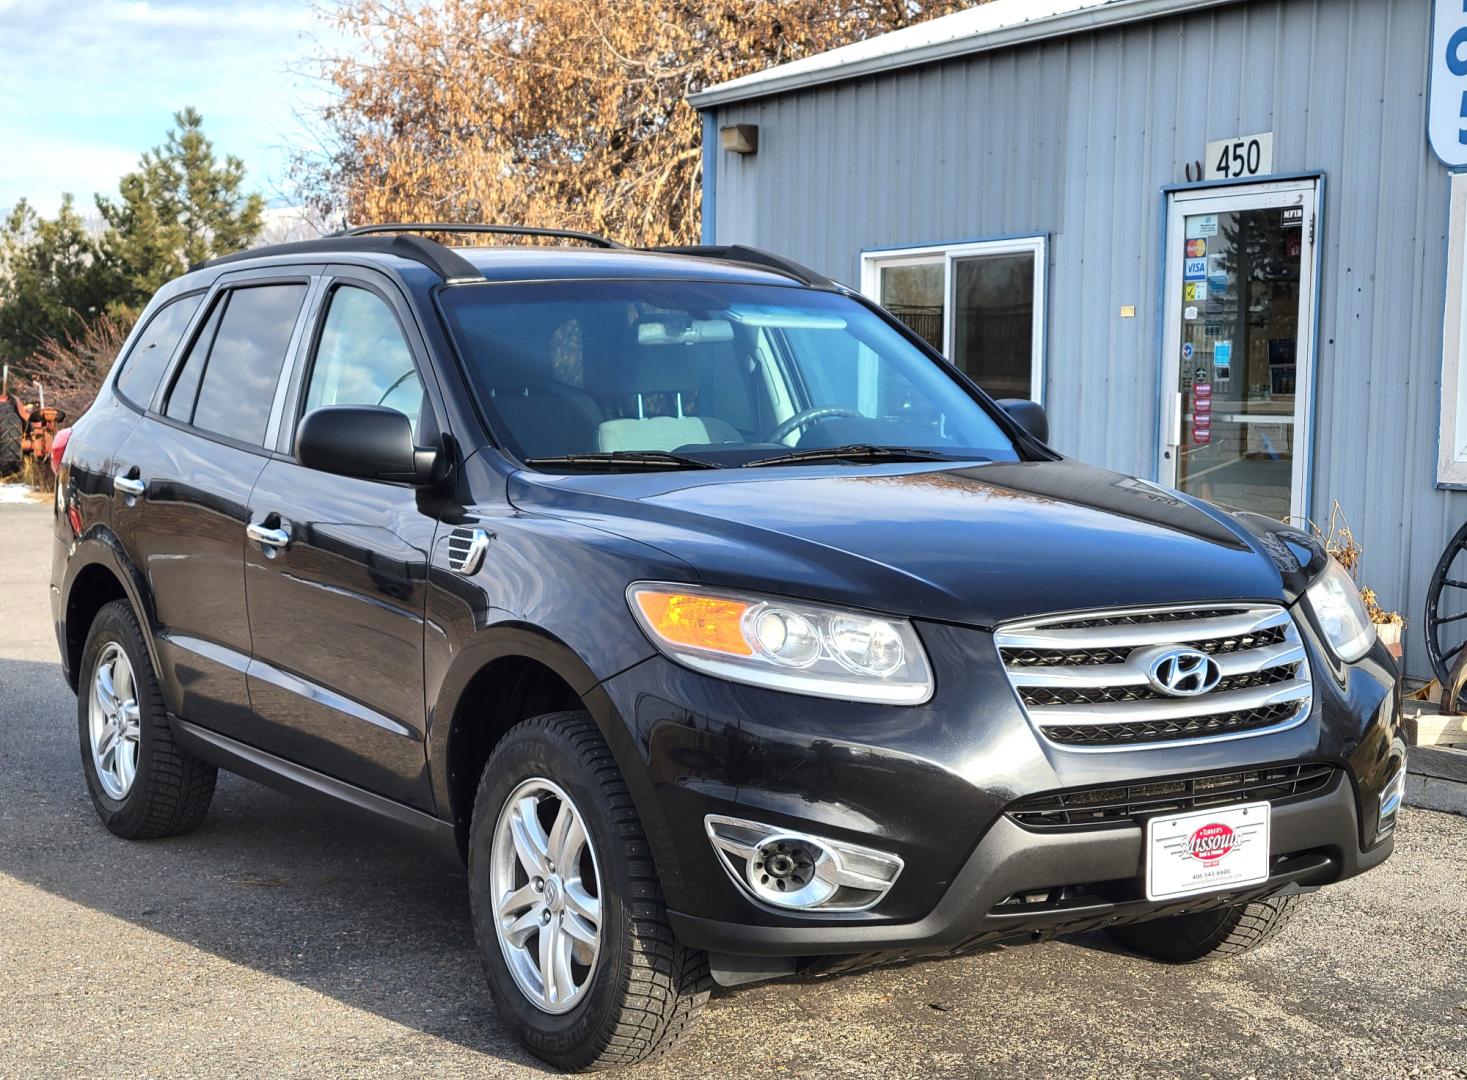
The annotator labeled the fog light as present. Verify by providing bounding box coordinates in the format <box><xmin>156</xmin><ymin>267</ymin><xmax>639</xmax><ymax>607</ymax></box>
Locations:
<box><xmin>704</xmin><ymin>815</ymin><xmax>903</xmax><ymax>912</ymax></box>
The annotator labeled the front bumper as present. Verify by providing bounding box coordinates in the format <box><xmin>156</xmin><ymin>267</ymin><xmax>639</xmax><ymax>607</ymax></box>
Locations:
<box><xmin>593</xmin><ymin>616</ymin><xmax>1402</xmax><ymax>961</ymax></box>
<box><xmin>667</xmin><ymin>769</ymin><xmax>1390</xmax><ymax>957</ymax></box>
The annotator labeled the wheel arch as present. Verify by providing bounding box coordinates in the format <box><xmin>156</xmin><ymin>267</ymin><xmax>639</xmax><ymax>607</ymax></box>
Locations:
<box><xmin>61</xmin><ymin>530</ymin><xmax>160</xmax><ymax>693</ymax></box>
<box><xmin>429</xmin><ymin>624</ymin><xmax>668</xmax><ymax>867</ymax></box>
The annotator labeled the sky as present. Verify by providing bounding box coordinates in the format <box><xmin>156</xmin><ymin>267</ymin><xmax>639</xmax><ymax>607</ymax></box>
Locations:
<box><xmin>0</xmin><ymin>0</ymin><xmax>342</xmax><ymax>216</ymax></box>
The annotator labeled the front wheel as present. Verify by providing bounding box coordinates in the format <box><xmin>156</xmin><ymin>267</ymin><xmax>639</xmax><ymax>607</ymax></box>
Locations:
<box><xmin>1106</xmin><ymin>893</ymin><xmax>1305</xmax><ymax>963</ymax></box>
<box><xmin>468</xmin><ymin>712</ymin><xmax>709</xmax><ymax>1071</ymax></box>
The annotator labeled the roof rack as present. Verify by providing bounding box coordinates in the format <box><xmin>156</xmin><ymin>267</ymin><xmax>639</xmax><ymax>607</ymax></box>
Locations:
<box><xmin>645</xmin><ymin>244</ymin><xmax>837</xmax><ymax>288</ymax></box>
<box><xmin>194</xmin><ymin>234</ymin><xmax>483</xmax><ymax>281</ymax></box>
<box><xmin>342</xmin><ymin>222</ymin><xmax>624</xmax><ymax>249</ymax></box>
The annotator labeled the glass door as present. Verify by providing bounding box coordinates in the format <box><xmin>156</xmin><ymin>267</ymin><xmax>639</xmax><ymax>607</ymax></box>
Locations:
<box><xmin>1159</xmin><ymin>181</ymin><xmax>1318</xmax><ymax>522</ymax></box>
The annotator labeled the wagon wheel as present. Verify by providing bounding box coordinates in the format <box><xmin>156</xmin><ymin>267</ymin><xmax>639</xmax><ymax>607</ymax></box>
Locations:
<box><xmin>1425</xmin><ymin>519</ymin><xmax>1467</xmax><ymax>686</ymax></box>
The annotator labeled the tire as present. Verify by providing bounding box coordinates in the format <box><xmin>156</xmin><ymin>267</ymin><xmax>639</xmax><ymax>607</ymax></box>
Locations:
<box><xmin>1106</xmin><ymin>893</ymin><xmax>1305</xmax><ymax>963</ymax></box>
<box><xmin>468</xmin><ymin>711</ymin><xmax>710</xmax><ymax>1071</ymax></box>
<box><xmin>78</xmin><ymin>599</ymin><xmax>217</xmax><ymax>838</ymax></box>
<box><xmin>0</xmin><ymin>404</ymin><xmax>22</xmax><ymax>477</ymax></box>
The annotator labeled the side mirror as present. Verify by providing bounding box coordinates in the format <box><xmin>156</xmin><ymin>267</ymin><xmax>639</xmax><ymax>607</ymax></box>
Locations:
<box><xmin>997</xmin><ymin>398</ymin><xmax>1049</xmax><ymax>444</ymax></box>
<box><xmin>296</xmin><ymin>405</ymin><xmax>438</xmax><ymax>485</ymax></box>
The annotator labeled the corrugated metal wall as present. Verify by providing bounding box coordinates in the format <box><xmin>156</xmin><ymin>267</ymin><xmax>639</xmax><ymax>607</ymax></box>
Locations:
<box><xmin>709</xmin><ymin>0</ymin><xmax>1457</xmax><ymax>678</ymax></box>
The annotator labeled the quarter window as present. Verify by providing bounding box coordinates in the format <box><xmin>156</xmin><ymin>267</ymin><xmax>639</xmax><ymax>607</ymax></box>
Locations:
<box><xmin>165</xmin><ymin>283</ymin><xmax>308</xmax><ymax>445</ymax></box>
<box><xmin>115</xmin><ymin>293</ymin><xmax>204</xmax><ymax>408</ymax></box>
<box><xmin>303</xmin><ymin>286</ymin><xmax>423</xmax><ymax>430</ymax></box>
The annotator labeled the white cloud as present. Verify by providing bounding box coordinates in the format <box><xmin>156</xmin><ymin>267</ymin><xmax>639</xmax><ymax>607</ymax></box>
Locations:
<box><xmin>0</xmin><ymin>0</ymin><xmax>339</xmax><ymax>211</ymax></box>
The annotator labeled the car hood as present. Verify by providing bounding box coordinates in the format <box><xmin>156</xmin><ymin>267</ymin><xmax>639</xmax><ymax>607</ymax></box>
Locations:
<box><xmin>506</xmin><ymin>458</ymin><xmax>1324</xmax><ymax>628</ymax></box>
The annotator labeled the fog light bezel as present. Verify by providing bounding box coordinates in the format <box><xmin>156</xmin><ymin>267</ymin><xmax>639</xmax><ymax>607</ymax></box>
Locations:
<box><xmin>1375</xmin><ymin>755</ymin><xmax>1408</xmax><ymax>842</ymax></box>
<box><xmin>704</xmin><ymin>814</ymin><xmax>904</xmax><ymax>913</ymax></box>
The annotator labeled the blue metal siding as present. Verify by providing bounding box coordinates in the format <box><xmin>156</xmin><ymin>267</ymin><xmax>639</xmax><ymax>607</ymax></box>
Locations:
<box><xmin>707</xmin><ymin>0</ymin><xmax>1456</xmax><ymax>677</ymax></box>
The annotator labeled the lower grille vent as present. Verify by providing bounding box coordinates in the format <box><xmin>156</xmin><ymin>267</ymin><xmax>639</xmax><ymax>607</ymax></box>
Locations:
<box><xmin>1008</xmin><ymin>762</ymin><xmax>1336</xmax><ymax>829</ymax></box>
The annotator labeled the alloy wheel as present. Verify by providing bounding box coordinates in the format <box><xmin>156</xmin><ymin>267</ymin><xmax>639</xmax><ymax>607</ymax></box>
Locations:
<box><xmin>89</xmin><ymin>642</ymin><xmax>141</xmax><ymax>800</ymax></box>
<box><xmin>489</xmin><ymin>777</ymin><xmax>603</xmax><ymax>1014</ymax></box>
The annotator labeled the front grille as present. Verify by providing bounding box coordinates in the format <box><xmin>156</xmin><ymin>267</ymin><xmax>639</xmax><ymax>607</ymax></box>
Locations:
<box><xmin>1008</xmin><ymin>762</ymin><xmax>1337</xmax><ymax>829</ymax></box>
<box><xmin>996</xmin><ymin>604</ymin><xmax>1312</xmax><ymax>750</ymax></box>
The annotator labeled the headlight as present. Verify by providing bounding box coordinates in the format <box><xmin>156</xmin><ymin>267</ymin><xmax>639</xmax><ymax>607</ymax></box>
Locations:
<box><xmin>627</xmin><ymin>583</ymin><xmax>934</xmax><ymax>704</ymax></box>
<box><xmin>1304</xmin><ymin>558</ymin><xmax>1375</xmax><ymax>663</ymax></box>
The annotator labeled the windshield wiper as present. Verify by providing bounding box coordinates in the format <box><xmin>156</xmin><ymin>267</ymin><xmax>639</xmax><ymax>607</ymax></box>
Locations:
<box><xmin>524</xmin><ymin>450</ymin><xmax>724</xmax><ymax>472</ymax></box>
<box><xmin>742</xmin><ymin>444</ymin><xmax>966</xmax><ymax>468</ymax></box>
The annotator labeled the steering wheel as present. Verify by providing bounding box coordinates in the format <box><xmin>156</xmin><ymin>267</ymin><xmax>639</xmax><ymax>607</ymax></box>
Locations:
<box><xmin>768</xmin><ymin>406</ymin><xmax>863</xmax><ymax>444</ymax></box>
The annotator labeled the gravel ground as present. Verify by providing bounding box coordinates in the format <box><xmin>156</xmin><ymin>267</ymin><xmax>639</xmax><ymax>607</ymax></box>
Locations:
<box><xmin>2</xmin><ymin>498</ymin><xmax>1465</xmax><ymax>1079</ymax></box>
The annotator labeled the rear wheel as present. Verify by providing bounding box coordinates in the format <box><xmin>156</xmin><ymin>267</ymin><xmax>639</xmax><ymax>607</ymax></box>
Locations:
<box><xmin>468</xmin><ymin>711</ymin><xmax>709</xmax><ymax>1071</ymax></box>
<box><xmin>77</xmin><ymin>600</ymin><xmax>217</xmax><ymax>838</ymax></box>
<box><xmin>1106</xmin><ymin>893</ymin><xmax>1305</xmax><ymax>962</ymax></box>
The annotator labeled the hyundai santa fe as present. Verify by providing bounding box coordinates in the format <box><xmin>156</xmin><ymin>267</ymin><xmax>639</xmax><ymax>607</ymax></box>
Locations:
<box><xmin>50</xmin><ymin>224</ymin><xmax>1406</xmax><ymax>1071</ymax></box>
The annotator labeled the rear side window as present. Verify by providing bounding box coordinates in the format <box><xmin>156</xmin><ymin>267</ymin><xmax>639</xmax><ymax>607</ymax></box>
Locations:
<box><xmin>165</xmin><ymin>284</ymin><xmax>308</xmax><ymax>446</ymax></box>
<box><xmin>115</xmin><ymin>293</ymin><xmax>204</xmax><ymax>407</ymax></box>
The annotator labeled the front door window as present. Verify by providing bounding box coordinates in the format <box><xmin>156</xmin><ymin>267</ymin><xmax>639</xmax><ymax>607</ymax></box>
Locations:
<box><xmin>1161</xmin><ymin>183</ymin><xmax>1317</xmax><ymax>521</ymax></box>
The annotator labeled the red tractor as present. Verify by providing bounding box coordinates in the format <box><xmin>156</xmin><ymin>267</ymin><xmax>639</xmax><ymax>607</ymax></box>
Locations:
<box><xmin>0</xmin><ymin>364</ymin><xmax>66</xmax><ymax>479</ymax></box>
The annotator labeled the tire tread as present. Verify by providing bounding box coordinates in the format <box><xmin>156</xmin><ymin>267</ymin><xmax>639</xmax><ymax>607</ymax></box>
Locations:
<box><xmin>471</xmin><ymin>711</ymin><xmax>709</xmax><ymax>1071</ymax></box>
<box><xmin>83</xmin><ymin>600</ymin><xmax>216</xmax><ymax>839</ymax></box>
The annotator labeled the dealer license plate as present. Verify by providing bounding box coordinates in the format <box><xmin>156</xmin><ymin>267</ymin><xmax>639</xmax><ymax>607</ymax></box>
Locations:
<box><xmin>1145</xmin><ymin>801</ymin><xmax>1271</xmax><ymax>901</ymax></box>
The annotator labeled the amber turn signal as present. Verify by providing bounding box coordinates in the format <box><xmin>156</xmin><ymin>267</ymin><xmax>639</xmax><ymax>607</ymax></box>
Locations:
<box><xmin>632</xmin><ymin>590</ymin><xmax>754</xmax><ymax>657</ymax></box>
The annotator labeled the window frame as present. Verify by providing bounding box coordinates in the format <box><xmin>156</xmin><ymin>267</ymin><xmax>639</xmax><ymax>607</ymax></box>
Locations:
<box><xmin>152</xmin><ymin>267</ymin><xmax>320</xmax><ymax>456</ymax></box>
<box><xmin>859</xmin><ymin>235</ymin><xmax>1048</xmax><ymax>406</ymax></box>
<box><xmin>1441</xmin><ymin>172</ymin><xmax>1467</xmax><ymax>487</ymax></box>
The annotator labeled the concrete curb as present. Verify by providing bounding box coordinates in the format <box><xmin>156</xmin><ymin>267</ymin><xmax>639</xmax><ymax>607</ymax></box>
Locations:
<box><xmin>1405</xmin><ymin>744</ymin><xmax>1467</xmax><ymax>816</ymax></box>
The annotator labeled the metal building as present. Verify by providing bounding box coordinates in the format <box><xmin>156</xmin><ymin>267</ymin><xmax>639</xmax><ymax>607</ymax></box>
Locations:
<box><xmin>692</xmin><ymin>0</ymin><xmax>1467</xmax><ymax>678</ymax></box>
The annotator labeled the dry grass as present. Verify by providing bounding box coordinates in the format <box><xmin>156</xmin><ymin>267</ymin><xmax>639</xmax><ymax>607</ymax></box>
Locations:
<box><xmin>1310</xmin><ymin>501</ymin><xmax>1403</xmax><ymax>626</ymax></box>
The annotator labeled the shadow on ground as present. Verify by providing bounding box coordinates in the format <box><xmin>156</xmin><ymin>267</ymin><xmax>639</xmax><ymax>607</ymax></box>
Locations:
<box><xmin>0</xmin><ymin>656</ymin><xmax>547</xmax><ymax>1070</ymax></box>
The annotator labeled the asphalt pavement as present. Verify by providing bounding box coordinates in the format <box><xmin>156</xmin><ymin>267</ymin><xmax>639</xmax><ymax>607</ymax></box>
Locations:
<box><xmin>2</xmin><ymin>493</ymin><xmax>1465</xmax><ymax>1079</ymax></box>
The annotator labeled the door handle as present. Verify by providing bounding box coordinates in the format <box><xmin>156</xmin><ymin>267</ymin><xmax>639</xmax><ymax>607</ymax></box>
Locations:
<box><xmin>247</xmin><ymin>521</ymin><xmax>292</xmax><ymax>550</ymax></box>
<box><xmin>113</xmin><ymin>474</ymin><xmax>145</xmax><ymax>497</ymax></box>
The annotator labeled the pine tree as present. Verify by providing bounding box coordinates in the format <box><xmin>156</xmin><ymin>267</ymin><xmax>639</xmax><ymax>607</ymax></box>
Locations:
<box><xmin>96</xmin><ymin>107</ymin><xmax>266</xmax><ymax>317</ymax></box>
<box><xmin>0</xmin><ymin>197</ymin><xmax>115</xmax><ymax>369</ymax></box>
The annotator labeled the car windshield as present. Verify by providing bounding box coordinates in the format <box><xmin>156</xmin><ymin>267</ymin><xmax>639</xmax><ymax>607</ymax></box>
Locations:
<box><xmin>438</xmin><ymin>279</ymin><xmax>1020</xmax><ymax>469</ymax></box>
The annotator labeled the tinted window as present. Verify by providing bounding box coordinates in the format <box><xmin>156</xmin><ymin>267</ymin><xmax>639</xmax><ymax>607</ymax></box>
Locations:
<box><xmin>184</xmin><ymin>284</ymin><xmax>307</xmax><ymax>445</ymax></box>
<box><xmin>164</xmin><ymin>298</ymin><xmax>223</xmax><ymax>423</ymax></box>
<box><xmin>115</xmin><ymin>293</ymin><xmax>205</xmax><ymax>407</ymax></box>
<box><xmin>303</xmin><ymin>286</ymin><xmax>423</xmax><ymax>431</ymax></box>
<box><xmin>438</xmin><ymin>280</ymin><xmax>1018</xmax><ymax>465</ymax></box>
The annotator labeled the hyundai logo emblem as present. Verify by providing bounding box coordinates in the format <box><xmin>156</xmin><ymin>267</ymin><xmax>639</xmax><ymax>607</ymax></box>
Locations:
<box><xmin>1146</xmin><ymin>647</ymin><xmax>1221</xmax><ymax>697</ymax></box>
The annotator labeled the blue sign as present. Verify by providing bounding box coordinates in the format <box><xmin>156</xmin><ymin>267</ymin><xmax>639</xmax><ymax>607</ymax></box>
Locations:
<box><xmin>1184</xmin><ymin>258</ymin><xmax>1207</xmax><ymax>280</ymax></box>
<box><xmin>1182</xmin><ymin>342</ymin><xmax>1195</xmax><ymax>361</ymax></box>
<box><xmin>1215</xmin><ymin>341</ymin><xmax>1233</xmax><ymax>368</ymax></box>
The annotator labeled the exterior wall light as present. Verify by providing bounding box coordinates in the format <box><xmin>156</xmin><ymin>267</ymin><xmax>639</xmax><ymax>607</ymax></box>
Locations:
<box><xmin>720</xmin><ymin>124</ymin><xmax>759</xmax><ymax>155</ymax></box>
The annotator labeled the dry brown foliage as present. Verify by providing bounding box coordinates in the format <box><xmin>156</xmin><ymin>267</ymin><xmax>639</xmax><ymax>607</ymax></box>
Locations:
<box><xmin>297</xmin><ymin>0</ymin><xmax>978</xmax><ymax>244</ymax></box>
<box><xmin>1310</xmin><ymin>501</ymin><xmax>1403</xmax><ymax>627</ymax></box>
<box><xmin>23</xmin><ymin>313</ymin><xmax>132</xmax><ymax>421</ymax></box>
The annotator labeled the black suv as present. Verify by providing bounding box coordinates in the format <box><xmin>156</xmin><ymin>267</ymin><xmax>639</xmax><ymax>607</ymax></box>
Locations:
<box><xmin>51</xmin><ymin>225</ymin><xmax>1405</xmax><ymax>1071</ymax></box>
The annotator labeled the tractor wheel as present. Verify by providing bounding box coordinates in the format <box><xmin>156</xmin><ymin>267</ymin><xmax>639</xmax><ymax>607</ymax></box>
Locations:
<box><xmin>0</xmin><ymin>404</ymin><xmax>23</xmax><ymax>477</ymax></box>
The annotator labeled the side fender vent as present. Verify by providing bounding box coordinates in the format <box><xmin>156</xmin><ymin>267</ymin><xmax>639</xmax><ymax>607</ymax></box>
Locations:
<box><xmin>446</xmin><ymin>527</ymin><xmax>490</xmax><ymax>576</ymax></box>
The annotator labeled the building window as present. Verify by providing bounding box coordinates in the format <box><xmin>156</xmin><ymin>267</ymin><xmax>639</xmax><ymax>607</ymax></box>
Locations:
<box><xmin>861</xmin><ymin>236</ymin><xmax>1046</xmax><ymax>403</ymax></box>
<box><xmin>1442</xmin><ymin>173</ymin><xmax>1467</xmax><ymax>486</ymax></box>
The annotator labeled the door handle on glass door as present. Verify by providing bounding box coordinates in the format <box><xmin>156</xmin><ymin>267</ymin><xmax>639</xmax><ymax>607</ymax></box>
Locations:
<box><xmin>247</xmin><ymin>520</ymin><xmax>292</xmax><ymax>550</ymax></box>
<box><xmin>113</xmin><ymin>474</ymin><xmax>145</xmax><ymax>497</ymax></box>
